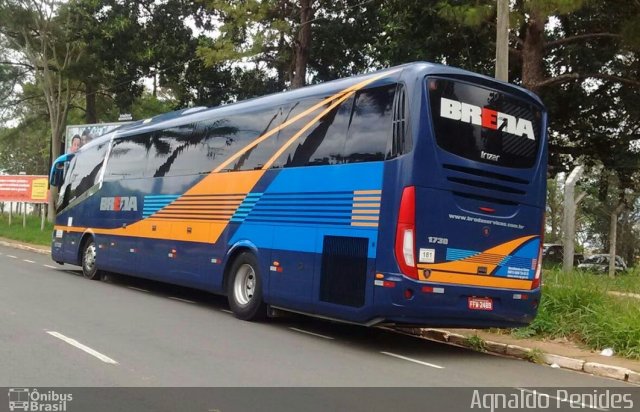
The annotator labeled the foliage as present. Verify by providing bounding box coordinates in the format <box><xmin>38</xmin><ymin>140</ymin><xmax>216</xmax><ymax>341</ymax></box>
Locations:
<box><xmin>198</xmin><ymin>0</ymin><xmax>381</xmax><ymax>87</ymax></box>
<box><xmin>524</xmin><ymin>348</ymin><xmax>545</xmax><ymax>364</ymax></box>
<box><xmin>513</xmin><ymin>268</ymin><xmax>640</xmax><ymax>359</ymax></box>
<box><xmin>466</xmin><ymin>335</ymin><xmax>487</xmax><ymax>352</ymax></box>
<box><xmin>0</xmin><ymin>114</ymin><xmax>49</xmax><ymax>174</ymax></box>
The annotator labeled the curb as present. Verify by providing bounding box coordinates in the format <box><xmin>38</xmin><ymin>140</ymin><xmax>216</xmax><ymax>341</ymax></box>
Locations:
<box><xmin>394</xmin><ymin>327</ymin><xmax>638</xmax><ymax>385</ymax></box>
<box><xmin>0</xmin><ymin>239</ymin><xmax>49</xmax><ymax>255</ymax></box>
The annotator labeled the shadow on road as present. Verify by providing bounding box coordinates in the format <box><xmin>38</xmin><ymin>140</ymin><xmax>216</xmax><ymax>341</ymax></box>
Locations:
<box><xmin>55</xmin><ymin>266</ymin><xmax>490</xmax><ymax>362</ymax></box>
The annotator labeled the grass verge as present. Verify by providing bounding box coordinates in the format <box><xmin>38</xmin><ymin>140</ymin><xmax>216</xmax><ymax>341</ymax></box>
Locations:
<box><xmin>0</xmin><ymin>213</ymin><xmax>53</xmax><ymax>246</ymax></box>
<box><xmin>513</xmin><ymin>268</ymin><xmax>640</xmax><ymax>359</ymax></box>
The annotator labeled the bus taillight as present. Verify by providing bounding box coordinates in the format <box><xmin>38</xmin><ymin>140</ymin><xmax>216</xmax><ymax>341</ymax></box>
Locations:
<box><xmin>395</xmin><ymin>186</ymin><xmax>418</xmax><ymax>279</ymax></box>
<box><xmin>532</xmin><ymin>216</ymin><xmax>544</xmax><ymax>289</ymax></box>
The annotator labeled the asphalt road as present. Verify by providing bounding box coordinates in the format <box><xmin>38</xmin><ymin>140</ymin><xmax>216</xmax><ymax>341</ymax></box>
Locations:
<box><xmin>0</xmin><ymin>244</ymin><xmax>637</xmax><ymax>410</ymax></box>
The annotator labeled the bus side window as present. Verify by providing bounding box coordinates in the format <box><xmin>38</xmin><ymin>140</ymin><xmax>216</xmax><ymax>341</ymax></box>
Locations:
<box><xmin>230</xmin><ymin>107</ymin><xmax>285</xmax><ymax>171</ymax></box>
<box><xmin>271</xmin><ymin>96</ymin><xmax>355</xmax><ymax>168</ymax></box>
<box><xmin>57</xmin><ymin>156</ymin><xmax>77</xmax><ymax>210</ymax></box>
<box><xmin>69</xmin><ymin>142</ymin><xmax>108</xmax><ymax>200</ymax></box>
<box><xmin>104</xmin><ymin>136</ymin><xmax>148</xmax><ymax>180</ymax></box>
<box><xmin>343</xmin><ymin>85</ymin><xmax>395</xmax><ymax>163</ymax></box>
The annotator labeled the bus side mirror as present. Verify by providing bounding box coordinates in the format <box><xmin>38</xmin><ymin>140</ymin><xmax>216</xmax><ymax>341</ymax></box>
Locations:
<box><xmin>50</xmin><ymin>167</ymin><xmax>63</xmax><ymax>188</ymax></box>
<box><xmin>49</xmin><ymin>153</ymin><xmax>74</xmax><ymax>188</ymax></box>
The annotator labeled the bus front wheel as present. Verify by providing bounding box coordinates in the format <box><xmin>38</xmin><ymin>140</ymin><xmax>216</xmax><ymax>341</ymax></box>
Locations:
<box><xmin>227</xmin><ymin>252</ymin><xmax>266</xmax><ymax>321</ymax></box>
<box><xmin>81</xmin><ymin>238</ymin><xmax>102</xmax><ymax>280</ymax></box>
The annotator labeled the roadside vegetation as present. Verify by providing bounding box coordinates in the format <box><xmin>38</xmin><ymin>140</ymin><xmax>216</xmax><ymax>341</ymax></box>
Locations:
<box><xmin>513</xmin><ymin>268</ymin><xmax>640</xmax><ymax>359</ymax></box>
<box><xmin>0</xmin><ymin>213</ymin><xmax>53</xmax><ymax>246</ymax></box>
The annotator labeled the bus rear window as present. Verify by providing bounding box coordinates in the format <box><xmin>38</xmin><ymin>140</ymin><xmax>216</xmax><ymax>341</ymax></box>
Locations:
<box><xmin>428</xmin><ymin>78</ymin><xmax>542</xmax><ymax>168</ymax></box>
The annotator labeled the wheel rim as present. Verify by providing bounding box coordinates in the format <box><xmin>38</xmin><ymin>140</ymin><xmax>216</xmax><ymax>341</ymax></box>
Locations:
<box><xmin>84</xmin><ymin>243</ymin><xmax>96</xmax><ymax>274</ymax></box>
<box><xmin>233</xmin><ymin>264</ymin><xmax>256</xmax><ymax>306</ymax></box>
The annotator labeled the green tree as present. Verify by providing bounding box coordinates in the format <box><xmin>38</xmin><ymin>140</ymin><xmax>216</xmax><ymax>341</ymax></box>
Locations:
<box><xmin>0</xmin><ymin>0</ymin><xmax>83</xmax><ymax>220</ymax></box>
<box><xmin>198</xmin><ymin>0</ymin><xmax>380</xmax><ymax>89</ymax></box>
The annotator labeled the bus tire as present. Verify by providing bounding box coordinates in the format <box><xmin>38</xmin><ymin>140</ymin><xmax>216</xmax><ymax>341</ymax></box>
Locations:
<box><xmin>227</xmin><ymin>252</ymin><xmax>266</xmax><ymax>321</ymax></box>
<box><xmin>81</xmin><ymin>238</ymin><xmax>101</xmax><ymax>280</ymax></box>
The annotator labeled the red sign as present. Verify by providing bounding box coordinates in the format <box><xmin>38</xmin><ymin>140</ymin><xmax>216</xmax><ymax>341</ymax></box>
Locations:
<box><xmin>0</xmin><ymin>175</ymin><xmax>49</xmax><ymax>203</ymax></box>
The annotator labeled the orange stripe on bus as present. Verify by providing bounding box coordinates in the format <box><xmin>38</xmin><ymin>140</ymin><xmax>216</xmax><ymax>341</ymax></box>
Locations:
<box><xmin>350</xmin><ymin>209</ymin><xmax>379</xmax><ymax>214</ymax></box>
<box><xmin>352</xmin><ymin>203</ymin><xmax>380</xmax><ymax>208</ymax></box>
<box><xmin>354</xmin><ymin>190</ymin><xmax>382</xmax><ymax>195</ymax></box>
<box><xmin>351</xmin><ymin>222</ymin><xmax>378</xmax><ymax>227</ymax></box>
<box><xmin>353</xmin><ymin>196</ymin><xmax>381</xmax><ymax>202</ymax></box>
<box><xmin>424</xmin><ymin>271</ymin><xmax>532</xmax><ymax>290</ymax></box>
<box><xmin>351</xmin><ymin>215</ymin><xmax>379</xmax><ymax>221</ymax></box>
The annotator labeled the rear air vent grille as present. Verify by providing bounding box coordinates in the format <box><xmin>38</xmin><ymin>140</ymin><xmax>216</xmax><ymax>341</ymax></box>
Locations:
<box><xmin>443</xmin><ymin>164</ymin><xmax>529</xmax><ymax>185</ymax></box>
<box><xmin>447</xmin><ymin>177</ymin><xmax>526</xmax><ymax>195</ymax></box>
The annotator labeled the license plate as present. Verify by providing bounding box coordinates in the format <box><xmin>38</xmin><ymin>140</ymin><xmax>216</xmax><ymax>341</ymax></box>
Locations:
<box><xmin>468</xmin><ymin>297</ymin><xmax>493</xmax><ymax>311</ymax></box>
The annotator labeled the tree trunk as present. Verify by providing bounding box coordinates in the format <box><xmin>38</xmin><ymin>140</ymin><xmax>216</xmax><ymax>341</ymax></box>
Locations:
<box><xmin>47</xmin><ymin>125</ymin><xmax>63</xmax><ymax>222</ymax></box>
<box><xmin>520</xmin><ymin>10</ymin><xmax>546</xmax><ymax>93</ymax></box>
<box><xmin>291</xmin><ymin>0</ymin><xmax>313</xmax><ymax>89</ymax></box>
<box><xmin>85</xmin><ymin>80</ymin><xmax>97</xmax><ymax>123</ymax></box>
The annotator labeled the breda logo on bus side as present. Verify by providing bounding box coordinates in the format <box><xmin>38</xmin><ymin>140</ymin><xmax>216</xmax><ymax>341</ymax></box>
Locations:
<box><xmin>100</xmin><ymin>196</ymin><xmax>138</xmax><ymax>212</ymax></box>
<box><xmin>440</xmin><ymin>97</ymin><xmax>535</xmax><ymax>140</ymax></box>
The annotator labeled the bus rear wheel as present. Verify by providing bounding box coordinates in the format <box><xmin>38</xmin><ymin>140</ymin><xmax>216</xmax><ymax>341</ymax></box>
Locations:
<box><xmin>81</xmin><ymin>238</ymin><xmax>101</xmax><ymax>280</ymax></box>
<box><xmin>227</xmin><ymin>252</ymin><xmax>266</xmax><ymax>321</ymax></box>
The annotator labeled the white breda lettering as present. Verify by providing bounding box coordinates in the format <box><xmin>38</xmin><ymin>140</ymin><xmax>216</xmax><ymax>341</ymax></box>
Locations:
<box><xmin>123</xmin><ymin>196</ymin><xmax>137</xmax><ymax>211</ymax></box>
<box><xmin>440</xmin><ymin>97</ymin><xmax>536</xmax><ymax>141</ymax></box>
<box><xmin>515</xmin><ymin>118</ymin><xmax>535</xmax><ymax>140</ymax></box>
<box><xmin>496</xmin><ymin>112</ymin><xmax>517</xmax><ymax>134</ymax></box>
<box><xmin>460</xmin><ymin>102</ymin><xmax>482</xmax><ymax>125</ymax></box>
<box><xmin>440</xmin><ymin>97</ymin><xmax>461</xmax><ymax>120</ymax></box>
<box><xmin>99</xmin><ymin>197</ymin><xmax>114</xmax><ymax>211</ymax></box>
<box><xmin>99</xmin><ymin>196</ymin><xmax>138</xmax><ymax>212</ymax></box>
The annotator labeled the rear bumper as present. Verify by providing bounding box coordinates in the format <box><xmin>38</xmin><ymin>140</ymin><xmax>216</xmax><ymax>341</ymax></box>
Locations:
<box><xmin>371</xmin><ymin>273</ymin><xmax>540</xmax><ymax>328</ymax></box>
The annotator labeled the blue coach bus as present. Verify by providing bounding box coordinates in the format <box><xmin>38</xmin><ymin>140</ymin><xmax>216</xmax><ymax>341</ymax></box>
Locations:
<box><xmin>50</xmin><ymin>62</ymin><xmax>547</xmax><ymax>327</ymax></box>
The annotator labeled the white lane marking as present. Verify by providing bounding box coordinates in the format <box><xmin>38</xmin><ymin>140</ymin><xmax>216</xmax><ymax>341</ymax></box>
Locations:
<box><xmin>289</xmin><ymin>327</ymin><xmax>335</xmax><ymax>340</ymax></box>
<box><xmin>46</xmin><ymin>331</ymin><xmax>118</xmax><ymax>365</ymax></box>
<box><xmin>168</xmin><ymin>296</ymin><xmax>195</xmax><ymax>304</ymax></box>
<box><xmin>220</xmin><ymin>309</ymin><xmax>232</xmax><ymax>314</ymax></box>
<box><xmin>127</xmin><ymin>286</ymin><xmax>149</xmax><ymax>293</ymax></box>
<box><xmin>43</xmin><ymin>264</ymin><xmax>57</xmax><ymax>269</ymax></box>
<box><xmin>23</xmin><ymin>259</ymin><xmax>35</xmax><ymax>263</ymax></box>
<box><xmin>7</xmin><ymin>255</ymin><xmax>17</xmax><ymax>259</ymax></box>
<box><xmin>380</xmin><ymin>351</ymin><xmax>444</xmax><ymax>369</ymax></box>
<box><xmin>516</xmin><ymin>388</ymin><xmax>608</xmax><ymax>411</ymax></box>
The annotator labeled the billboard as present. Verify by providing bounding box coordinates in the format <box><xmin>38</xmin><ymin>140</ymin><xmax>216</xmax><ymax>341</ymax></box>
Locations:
<box><xmin>65</xmin><ymin>122</ymin><xmax>131</xmax><ymax>154</ymax></box>
<box><xmin>0</xmin><ymin>175</ymin><xmax>49</xmax><ymax>203</ymax></box>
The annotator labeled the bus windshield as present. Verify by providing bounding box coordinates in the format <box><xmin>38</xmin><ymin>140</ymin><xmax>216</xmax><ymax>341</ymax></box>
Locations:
<box><xmin>428</xmin><ymin>78</ymin><xmax>542</xmax><ymax>168</ymax></box>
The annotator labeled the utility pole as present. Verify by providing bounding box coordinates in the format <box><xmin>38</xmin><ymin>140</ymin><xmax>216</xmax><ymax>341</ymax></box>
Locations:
<box><xmin>562</xmin><ymin>165</ymin><xmax>584</xmax><ymax>272</ymax></box>
<box><xmin>495</xmin><ymin>0</ymin><xmax>509</xmax><ymax>81</ymax></box>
